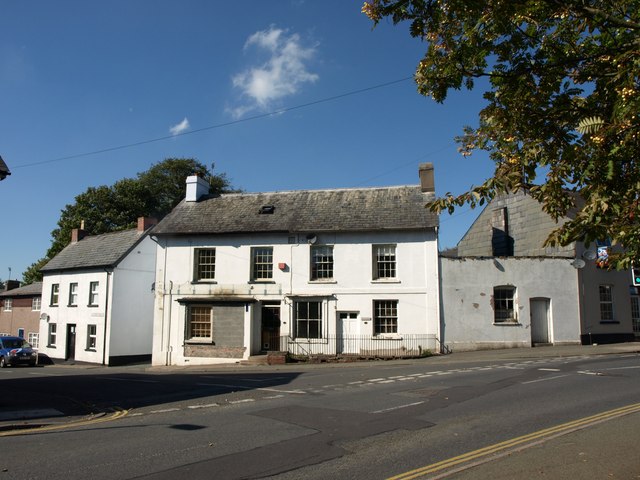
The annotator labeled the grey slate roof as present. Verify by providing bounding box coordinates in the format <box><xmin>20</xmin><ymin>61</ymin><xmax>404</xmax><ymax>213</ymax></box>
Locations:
<box><xmin>41</xmin><ymin>229</ymin><xmax>148</xmax><ymax>272</ymax></box>
<box><xmin>0</xmin><ymin>282</ymin><xmax>42</xmax><ymax>297</ymax></box>
<box><xmin>152</xmin><ymin>186</ymin><xmax>438</xmax><ymax>236</ymax></box>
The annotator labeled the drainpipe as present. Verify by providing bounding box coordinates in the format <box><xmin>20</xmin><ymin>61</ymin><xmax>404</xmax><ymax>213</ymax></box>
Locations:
<box><xmin>102</xmin><ymin>269</ymin><xmax>112</xmax><ymax>366</ymax></box>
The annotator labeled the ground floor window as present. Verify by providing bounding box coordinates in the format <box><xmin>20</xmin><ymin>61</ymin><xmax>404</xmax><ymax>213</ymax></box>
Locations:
<box><xmin>86</xmin><ymin>324</ymin><xmax>97</xmax><ymax>350</ymax></box>
<box><xmin>294</xmin><ymin>301</ymin><xmax>322</xmax><ymax>339</ymax></box>
<box><xmin>48</xmin><ymin>323</ymin><xmax>57</xmax><ymax>347</ymax></box>
<box><xmin>374</xmin><ymin>300</ymin><xmax>398</xmax><ymax>334</ymax></box>
<box><xmin>28</xmin><ymin>332</ymin><xmax>39</xmax><ymax>349</ymax></box>
<box><xmin>494</xmin><ymin>286</ymin><xmax>516</xmax><ymax>323</ymax></box>
<box><xmin>599</xmin><ymin>285</ymin><xmax>614</xmax><ymax>321</ymax></box>
<box><xmin>187</xmin><ymin>306</ymin><xmax>213</xmax><ymax>341</ymax></box>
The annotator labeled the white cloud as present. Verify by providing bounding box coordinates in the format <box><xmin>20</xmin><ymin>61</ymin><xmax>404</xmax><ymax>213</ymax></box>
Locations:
<box><xmin>230</xmin><ymin>26</ymin><xmax>318</xmax><ymax>118</ymax></box>
<box><xmin>169</xmin><ymin>117</ymin><xmax>190</xmax><ymax>135</ymax></box>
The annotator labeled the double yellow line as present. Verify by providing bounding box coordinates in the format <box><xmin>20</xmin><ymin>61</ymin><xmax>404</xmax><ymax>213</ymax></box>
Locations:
<box><xmin>389</xmin><ymin>402</ymin><xmax>640</xmax><ymax>479</ymax></box>
<box><xmin>0</xmin><ymin>408</ymin><xmax>129</xmax><ymax>437</ymax></box>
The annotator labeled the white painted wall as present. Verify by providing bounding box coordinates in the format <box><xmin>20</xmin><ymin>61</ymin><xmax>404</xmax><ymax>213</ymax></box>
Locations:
<box><xmin>440</xmin><ymin>257</ymin><xmax>581</xmax><ymax>351</ymax></box>
<box><xmin>108</xmin><ymin>235</ymin><xmax>157</xmax><ymax>359</ymax></box>
<box><xmin>39</xmin><ymin>236</ymin><xmax>156</xmax><ymax>365</ymax></box>
<box><xmin>152</xmin><ymin>229</ymin><xmax>440</xmax><ymax>365</ymax></box>
<box><xmin>39</xmin><ymin>270</ymin><xmax>110</xmax><ymax>364</ymax></box>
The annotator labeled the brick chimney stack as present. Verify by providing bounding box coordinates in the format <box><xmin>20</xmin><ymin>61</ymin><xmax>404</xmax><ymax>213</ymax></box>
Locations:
<box><xmin>71</xmin><ymin>228</ymin><xmax>87</xmax><ymax>244</ymax></box>
<box><xmin>419</xmin><ymin>163</ymin><xmax>435</xmax><ymax>193</ymax></box>
<box><xmin>138</xmin><ymin>217</ymin><xmax>158</xmax><ymax>232</ymax></box>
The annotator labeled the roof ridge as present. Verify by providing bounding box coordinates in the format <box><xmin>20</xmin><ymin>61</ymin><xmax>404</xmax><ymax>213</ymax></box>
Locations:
<box><xmin>220</xmin><ymin>184</ymin><xmax>420</xmax><ymax>197</ymax></box>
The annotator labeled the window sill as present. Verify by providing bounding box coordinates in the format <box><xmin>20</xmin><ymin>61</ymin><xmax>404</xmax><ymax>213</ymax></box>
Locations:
<box><xmin>191</xmin><ymin>280</ymin><xmax>217</xmax><ymax>285</ymax></box>
<box><xmin>308</xmin><ymin>280</ymin><xmax>337</xmax><ymax>284</ymax></box>
<box><xmin>67</xmin><ymin>305</ymin><xmax>78</xmax><ymax>308</ymax></box>
<box><xmin>493</xmin><ymin>321</ymin><xmax>521</xmax><ymax>326</ymax></box>
<box><xmin>600</xmin><ymin>320</ymin><xmax>620</xmax><ymax>324</ymax></box>
<box><xmin>47</xmin><ymin>345</ymin><xmax>56</xmax><ymax>348</ymax></box>
<box><xmin>371</xmin><ymin>279</ymin><xmax>401</xmax><ymax>284</ymax></box>
<box><xmin>184</xmin><ymin>339</ymin><xmax>214</xmax><ymax>345</ymax></box>
<box><xmin>49</xmin><ymin>304</ymin><xmax>59</xmax><ymax>308</ymax></box>
<box><xmin>248</xmin><ymin>280</ymin><xmax>276</xmax><ymax>284</ymax></box>
<box><xmin>372</xmin><ymin>334</ymin><xmax>402</xmax><ymax>340</ymax></box>
<box><xmin>85</xmin><ymin>348</ymin><xmax>96</xmax><ymax>352</ymax></box>
<box><xmin>87</xmin><ymin>304</ymin><xmax>99</xmax><ymax>308</ymax></box>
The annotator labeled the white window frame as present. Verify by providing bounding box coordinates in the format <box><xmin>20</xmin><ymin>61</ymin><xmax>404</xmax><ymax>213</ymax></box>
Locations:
<box><xmin>50</xmin><ymin>284</ymin><xmax>59</xmax><ymax>306</ymax></box>
<box><xmin>310</xmin><ymin>245</ymin><xmax>334</xmax><ymax>281</ymax></box>
<box><xmin>86</xmin><ymin>324</ymin><xmax>97</xmax><ymax>350</ymax></box>
<box><xmin>28</xmin><ymin>332</ymin><xmax>39</xmax><ymax>349</ymax></box>
<box><xmin>32</xmin><ymin>296</ymin><xmax>41</xmax><ymax>311</ymax></box>
<box><xmin>251</xmin><ymin>247</ymin><xmax>273</xmax><ymax>281</ymax></box>
<box><xmin>373</xmin><ymin>300</ymin><xmax>398</xmax><ymax>335</ymax></box>
<box><xmin>68</xmin><ymin>283</ymin><xmax>78</xmax><ymax>306</ymax></box>
<box><xmin>48</xmin><ymin>323</ymin><xmax>57</xmax><ymax>347</ymax></box>
<box><xmin>186</xmin><ymin>305</ymin><xmax>213</xmax><ymax>342</ymax></box>
<box><xmin>3</xmin><ymin>298</ymin><xmax>12</xmax><ymax>312</ymax></box>
<box><xmin>373</xmin><ymin>244</ymin><xmax>397</xmax><ymax>280</ymax></box>
<box><xmin>88</xmin><ymin>281</ymin><xmax>99</xmax><ymax>306</ymax></box>
<box><xmin>194</xmin><ymin>248</ymin><xmax>216</xmax><ymax>282</ymax></box>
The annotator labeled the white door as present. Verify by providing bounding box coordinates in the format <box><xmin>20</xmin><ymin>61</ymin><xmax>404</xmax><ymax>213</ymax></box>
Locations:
<box><xmin>530</xmin><ymin>298</ymin><xmax>551</xmax><ymax>344</ymax></box>
<box><xmin>338</xmin><ymin>312</ymin><xmax>358</xmax><ymax>354</ymax></box>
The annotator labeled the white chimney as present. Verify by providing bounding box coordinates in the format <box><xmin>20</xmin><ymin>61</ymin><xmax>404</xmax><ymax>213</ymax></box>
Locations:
<box><xmin>185</xmin><ymin>175</ymin><xmax>209</xmax><ymax>202</ymax></box>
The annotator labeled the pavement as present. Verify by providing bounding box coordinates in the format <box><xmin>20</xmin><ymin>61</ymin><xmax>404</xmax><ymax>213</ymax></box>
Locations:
<box><xmin>1</xmin><ymin>341</ymin><xmax>639</xmax><ymax>433</ymax></box>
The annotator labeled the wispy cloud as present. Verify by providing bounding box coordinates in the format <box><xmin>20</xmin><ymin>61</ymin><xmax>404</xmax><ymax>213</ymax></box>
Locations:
<box><xmin>229</xmin><ymin>26</ymin><xmax>318</xmax><ymax>118</ymax></box>
<box><xmin>169</xmin><ymin>117</ymin><xmax>190</xmax><ymax>135</ymax></box>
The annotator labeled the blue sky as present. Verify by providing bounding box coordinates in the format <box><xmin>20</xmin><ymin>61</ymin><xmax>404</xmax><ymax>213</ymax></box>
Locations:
<box><xmin>0</xmin><ymin>0</ymin><xmax>495</xmax><ymax>282</ymax></box>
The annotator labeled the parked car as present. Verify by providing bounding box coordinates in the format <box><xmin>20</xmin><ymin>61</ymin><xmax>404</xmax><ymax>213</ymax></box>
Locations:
<box><xmin>0</xmin><ymin>336</ymin><xmax>38</xmax><ymax>367</ymax></box>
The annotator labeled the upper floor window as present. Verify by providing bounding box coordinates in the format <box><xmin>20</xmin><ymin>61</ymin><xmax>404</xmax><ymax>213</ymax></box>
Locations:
<box><xmin>294</xmin><ymin>300</ymin><xmax>322</xmax><ymax>339</ymax></box>
<box><xmin>251</xmin><ymin>247</ymin><xmax>273</xmax><ymax>281</ymax></box>
<box><xmin>68</xmin><ymin>283</ymin><xmax>78</xmax><ymax>306</ymax></box>
<box><xmin>599</xmin><ymin>285</ymin><xmax>615</xmax><ymax>321</ymax></box>
<box><xmin>311</xmin><ymin>245</ymin><xmax>334</xmax><ymax>281</ymax></box>
<box><xmin>88</xmin><ymin>282</ymin><xmax>99</xmax><ymax>306</ymax></box>
<box><xmin>194</xmin><ymin>248</ymin><xmax>216</xmax><ymax>281</ymax></box>
<box><xmin>50</xmin><ymin>284</ymin><xmax>60</xmax><ymax>306</ymax></box>
<box><xmin>186</xmin><ymin>306</ymin><xmax>213</xmax><ymax>341</ymax></box>
<box><xmin>32</xmin><ymin>297</ymin><xmax>41</xmax><ymax>311</ymax></box>
<box><xmin>374</xmin><ymin>300</ymin><xmax>398</xmax><ymax>334</ymax></box>
<box><xmin>3</xmin><ymin>298</ymin><xmax>12</xmax><ymax>312</ymax></box>
<box><xmin>494</xmin><ymin>286</ymin><xmax>516</xmax><ymax>323</ymax></box>
<box><xmin>373</xmin><ymin>245</ymin><xmax>396</xmax><ymax>279</ymax></box>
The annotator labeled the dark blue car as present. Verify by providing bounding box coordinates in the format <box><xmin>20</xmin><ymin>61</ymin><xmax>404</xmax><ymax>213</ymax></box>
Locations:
<box><xmin>0</xmin><ymin>336</ymin><xmax>38</xmax><ymax>367</ymax></box>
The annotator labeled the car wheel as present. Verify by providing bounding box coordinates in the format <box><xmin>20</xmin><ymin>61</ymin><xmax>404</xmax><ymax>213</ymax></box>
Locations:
<box><xmin>0</xmin><ymin>357</ymin><xmax>6</xmax><ymax>368</ymax></box>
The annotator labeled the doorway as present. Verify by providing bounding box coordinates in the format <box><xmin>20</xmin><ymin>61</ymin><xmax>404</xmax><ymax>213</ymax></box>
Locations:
<box><xmin>530</xmin><ymin>298</ymin><xmax>551</xmax><ymax>345</ymax></box>
<box><xmin>66</xmin><ymin>324</ymin><xmax>76</xmax><ymax>360</ymax></box>
<box><xmin>337</xmin><ymin>312</ymin><xmax>359</xmax><ymax>354</ymax></box>
<box><xmin>261</xmin><ymin>303</ymin><xmax>281</xmax><ymax>351</ymax></box>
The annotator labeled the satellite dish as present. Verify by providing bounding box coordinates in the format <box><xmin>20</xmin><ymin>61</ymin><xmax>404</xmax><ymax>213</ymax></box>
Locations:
<box><xmin>39</xmin><ymin>313</ymin><xmax>49</xmax><ymax>322</ymax></box>
<box><xmin>306</xmin><ymin>234</ymin><xmax>317</xmax><ymax>244</ymax></box>
<box><xmin>571</xmin><ymin>258</ymin><xmax>586</xmax><ymax>269</ymax></box>
<box><xmin>582</xmin><ymin>250</ymin><xmax>597</xmax><ymax>260</ymax></box>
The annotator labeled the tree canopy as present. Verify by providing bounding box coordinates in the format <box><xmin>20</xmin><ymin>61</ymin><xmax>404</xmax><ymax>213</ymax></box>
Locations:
<box><xmin>22</xmin><ymin>158</ymin><xmax>234</xmax><ymax>283</ymax></box>
<box><xmin>364</xmin><ymin>0</ymin><xmax>640</xmax><ymax>268</ymax></box>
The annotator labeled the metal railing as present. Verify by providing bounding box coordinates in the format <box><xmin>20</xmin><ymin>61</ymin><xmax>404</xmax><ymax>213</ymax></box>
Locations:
<box><xmin>279</xmin><ymin>333</ymin><xmax>437</xmax><ymax>359</ymax></box>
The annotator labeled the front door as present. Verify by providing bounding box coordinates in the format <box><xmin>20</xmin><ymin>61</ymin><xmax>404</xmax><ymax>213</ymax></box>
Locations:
<box><xmin>530</xmin><ymin>298</ymin><xmax>551</xmax><ymax>345</ymax></box>
<box><xmin>66</xmin><ymin>324</ymin><xmax>76</xmax><ymax>360</ymax></box>
<box><xmin>338</xmin><ymin>312</ymin><xmax>359</xmax><ymax>354</ymax></box>
<box><xmin>261</xmin><ymin>304</ymin><xmax>281</xmax><ymax>351</ymax></box>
